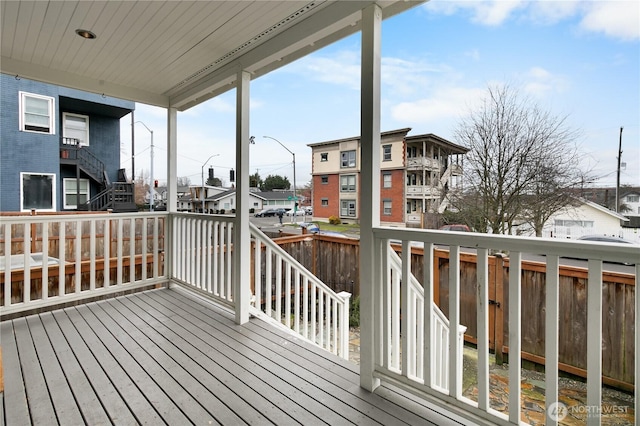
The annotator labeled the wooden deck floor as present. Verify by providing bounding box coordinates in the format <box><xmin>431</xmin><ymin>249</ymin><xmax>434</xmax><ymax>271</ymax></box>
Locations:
<box><xmin>1</xmin><ymin>286</ymin><xmax>469</xmax><ymax>425</ymax></box>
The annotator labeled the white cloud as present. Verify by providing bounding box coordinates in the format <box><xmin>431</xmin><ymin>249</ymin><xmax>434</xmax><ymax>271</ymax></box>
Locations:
<box><xmin>382</xmin><ymin>57</ymin><xmax>453</xmax><ymax>96</ymax></box>
<box><xmin>522</xmin><ymin>66</ymin><xmax>570</xmax><ymax>97</ymax></box>
<box><xmin>425</xmin><ymin>0</ymin><xmax>639</xmax><ymax>40</ymax></box>
<box><xmin>391</xmin><ymin>86</ymin><xmax>486</xmax><ymax>124</ymax></box>
<box><xmin>293</xmin><ymin>51</ymin><xmax>361</xmax><ymax>89</ymax></box>
<box><xmin>528</xmin><ymin>0</ymin><xmax>580</xmax><ymax>25</ymax></box>
<box><xmin>579</xmin><ymin>1</ymin><xmax>640</xmax><ymax>41</ymax></box>
<box><xmin>424</xmin><ymin>1</ymin><xmax>526</xmax><ymax>26</ymax></box>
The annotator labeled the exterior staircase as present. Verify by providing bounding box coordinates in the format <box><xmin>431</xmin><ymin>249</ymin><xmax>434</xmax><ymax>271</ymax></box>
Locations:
<box><xmin>60</xmin><ymin>138</ymin><xmax>137</xmax><ymax>212</ymax></box>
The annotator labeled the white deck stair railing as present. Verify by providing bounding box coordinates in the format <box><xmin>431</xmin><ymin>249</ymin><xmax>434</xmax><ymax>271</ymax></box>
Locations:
<box><xmin>250</xmin><ymin>223</ymin><xmax>351</xmax><ymax>359</ymax></box>
<box><xmin>385</xmin><ymin>242</ymin><xmax>466</xmax><ymax>393</ymax></box>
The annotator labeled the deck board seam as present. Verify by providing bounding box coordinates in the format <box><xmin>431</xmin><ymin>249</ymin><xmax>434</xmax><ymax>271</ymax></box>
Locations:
<box><xmin>102</xmin><ymin>295</ymin><xmax>253</xmax><ymax>425</ymax></box>
<box><xmin>122</xmin><ymin>292</ymin><xmax>322</xmax><ymax>425</ymax></box>
<box><xmin>145</xmin><ymin>290</ymin><xmax>395</xmax><ymax>425</ymax></box>
<box><xmin>73</xmin><ymin>303</ymin><xmax>194</xmax><ymax>425</ymax></box>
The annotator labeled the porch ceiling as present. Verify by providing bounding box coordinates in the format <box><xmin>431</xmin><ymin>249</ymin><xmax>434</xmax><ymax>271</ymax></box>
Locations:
<box><xmin>1</xmin><ymin>0</ymin><xmax>422</xmax><ymax>111</ymax></box>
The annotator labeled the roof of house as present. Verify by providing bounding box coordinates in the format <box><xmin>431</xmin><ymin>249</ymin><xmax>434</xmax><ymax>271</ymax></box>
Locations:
<box><xmin>206</xmin><ymin>189</ymin><xmax>267</xmax><ymax>201</ymax></box>
<box><xmin>307</xmin><ymin>128</ymin><xmax>412</xmax><ymax>148</ymax></box>
<box><xmin>258</xmin><ymin>191</ymin><xmax>295</xmax><ymax>201</ymax></box>
<box><xmin>405</xmin><ymin>133</ymin><xmax>469</xmax><ymax>154</ymax></box>
<box><xmin>576</xmin><ymin>198</ymin><xmax>630</xmax><ymax>222</ymax></box>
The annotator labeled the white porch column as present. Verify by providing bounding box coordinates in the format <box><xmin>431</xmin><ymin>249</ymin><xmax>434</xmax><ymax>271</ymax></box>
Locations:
<box><xmin>359</xmin><ymin>3</ymin><xmax>382</xmax><ymax>392</ymax></box>
<box><xmin>234</xmin><ymin>69</ymin><xmax>251</xmax><ymax>325</ymax></box>
<box><xmin>166</xmin><ymin>107</ymin><xmax>178</xmax><ymax>279</ymax></box>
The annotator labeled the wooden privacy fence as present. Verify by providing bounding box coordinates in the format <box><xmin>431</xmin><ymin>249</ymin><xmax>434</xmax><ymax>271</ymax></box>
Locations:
<box><xmin>273</xmin><ymin>233</ymin><xmax>636</xmax><ymax>391</ymax></box>
<box><xmin>0</xmin><ymin>213</ymin><xmax>165</xmax><ymax>308</ymax></box>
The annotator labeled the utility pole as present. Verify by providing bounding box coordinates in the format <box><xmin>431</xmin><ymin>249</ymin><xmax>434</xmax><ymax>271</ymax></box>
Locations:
<box><xmin>615</xmin><ymin>126</ymin><xmax>623</xmax><ymax>213</ymax></box>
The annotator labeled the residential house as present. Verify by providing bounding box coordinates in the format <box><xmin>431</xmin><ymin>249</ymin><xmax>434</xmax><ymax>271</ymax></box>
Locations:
<box><xmin>0</xmin><ymin>74</ymin><xmax>135</xmax><ymax>212</ymax></box>
<box><xmin>575</xmin><ymin>186</ymin><xmax>640</xmax><ymax>226</ymax></box>
<box><xmin>3</xmin><ymin>3</ymin><xmax>638</xmax><ymax>426</ymax></box>
<box><xmin>546</xmin><ymin>199</ymin><xmax>635</xmax><ymax>242</ymax></box>
<box><xmin>207</xmin><ymin>189</ymin><xmax>266</xmax><ymax>213</ymax></box>
<box><xmin>308</xmin><ymin>129</ymin><xmax>468</xmax><ymax>226</ymax></box>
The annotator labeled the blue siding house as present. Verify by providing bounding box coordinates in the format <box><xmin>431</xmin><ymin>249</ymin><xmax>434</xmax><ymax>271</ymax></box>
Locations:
<box><xmin>0</xmin><ymin>73</ymin><xmax>135</xmax><ymax>212</ymax></box>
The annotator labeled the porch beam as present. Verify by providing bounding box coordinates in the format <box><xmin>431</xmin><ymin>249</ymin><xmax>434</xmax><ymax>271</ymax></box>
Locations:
<box><xmin>359</xmin><ymin>3</ymin><xmax>382</xmax><ymax>392</ymax></box>
<box><xmin>234</xmin><ymin>69</ymin><xmax>251</xmax><ymax>325</ymax></box>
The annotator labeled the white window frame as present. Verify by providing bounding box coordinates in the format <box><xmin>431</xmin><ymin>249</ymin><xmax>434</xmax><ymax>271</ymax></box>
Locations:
<box><xmin>383</xmin><ymin>200</ymin><xmax>392</xmax><ymax>215</ymax></box>
<box><xmin>340</xmin><ymin>174</ymin><xmax>356</xmax><ymax>192</ymax></box>
<box><xmin>19</xmin><ymin>92</ymin><xmax>55</xmax><ymax>134</ymax></box>
<box><xmin>20</xmin><ymin>172</ymin><xmax>56</xmax><ymax>212</ymax></box>
<box><xmin>382</xmin><ymin>144</ymin><xmax>392</xmax><ymax>161</ymax></box>
<box><xmin>321</xmin><ymin>198</ymin><xmax>329</xmax><ymax>206</ymax></box>
<box><xmin>63</xmin><ymin>112</ymin><xmax>90</xmax><ymax>146</ymax></box>
<box><xmin>340</xmin><ymin>199</ymin><xmax>356</xmax><ymax>217</ymax></box>
<box><xmin>627</xmin><ymin>195</ymin><xmax>639</xmax><ymax>203</ymax></box>
<box><xmin>321</xmin><ymin>176</ymin><xmax>329</xmax><ymax>184</ymax></box>
<box><xmin>63</xmin><ymin>178</ymin><xmax>90</xmax><ymax>209</ymax></box>
<box><xmin>383</xmin><ymin>173</ymin><xmax>392</xmax><ymax>188</ymax></box>
<box><xmin>341</xmin><ymin>150</ymin><xmax>356</xmax><ymax>168</ymax></box>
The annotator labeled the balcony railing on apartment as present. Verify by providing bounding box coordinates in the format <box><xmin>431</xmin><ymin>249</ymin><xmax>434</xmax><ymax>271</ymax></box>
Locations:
<box><xmin>60</xmin><ymin>137</ymin><xmax>108</xmax><ymax>185</ymax></box>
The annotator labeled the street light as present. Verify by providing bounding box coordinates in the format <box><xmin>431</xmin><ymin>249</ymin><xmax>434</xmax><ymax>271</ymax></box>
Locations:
<box><xmin>134</xmin><ymin>121</ymin><xmax>154</xmax><ymax>211</ymax></box>
<box><xmin>201</xmin><ymin>154</ymin><xmax>220</xmax><ymax>213</ymax></box>
<box><xmin>263</xmin><ymin>136</ymin><xmax>297</xmax><ymax>218</ymax></box>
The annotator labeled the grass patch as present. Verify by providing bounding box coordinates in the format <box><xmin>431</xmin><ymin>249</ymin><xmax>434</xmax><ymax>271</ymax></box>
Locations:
<box><xmin>313</xmin><ymin>222</ymin><xmax>360</xmax><ymax>233</ymax></box>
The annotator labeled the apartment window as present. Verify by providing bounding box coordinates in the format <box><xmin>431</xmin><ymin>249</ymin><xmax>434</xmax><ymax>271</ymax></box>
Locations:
<box><xmin>321</xmin><ymin>198</ymin><xmax>329</xmax><ymax>206</ymax></box>
<box><xmin>63</xmin><ymin>178</ymin><xmax>89</xmax><ymax>209</ymax></box>
<box><xmin>627</xmin><ymin>195</ymin><xmax>639</xmax><ymax>203</ymax></box>
<box><xmin>383</xmin><ymin>145</ymin><xmax>392</xmax><ymax>161</ymax></box>
<box><xmin>340</xmin><ymin>200</ymin><xmax>356</xmax><ymax>217</ymax></box>
<box><xmin>19</xmin><ymin>92</ymin><xmax>55</xmax><ymax>134</ymax></box>
<box><xmin>383</xmin><ymin>173</ymin><xmax>392</xmax><ymax>188</ymax></box>
<box><xmin>341</xmin><ymin>150</ymin><xmax>356</xmax><ymax>168</ymax></box>
<box><xmin>320</xmin><ymin>153</ymin><xmax>328</xmax><ymax>162</ymax></box>
<box><xmin>340</xmin><ymin>175</ymin><xmax>356</xmax><ymax>192</ymax></box>
<box><xmin>321</xmin><ymin>176</ymin><xmax>329</xmax><ymax>184</ymax></box>
<box><xmin>21</xmin><ymin>172</ymin><xmax>55</xmax><ymax>211</ymax></box>
<box><xmin>63</xmin><ymin>113</ymin><xmax>90</xmax><ymax>146</ymax></box>
<box><xmin>383</xmin><ymin>200</ymin><xmax>392</xmax><ymax>215</ymax></box>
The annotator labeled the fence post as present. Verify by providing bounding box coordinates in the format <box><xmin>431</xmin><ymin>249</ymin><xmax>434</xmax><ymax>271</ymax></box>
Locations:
<box><xmin>494</xmin><ymin>253</ymin><xmax>505</xmax><ymax>365</ymax></box>
<box><xmin>338</xmin><ymin>291</ymin><xmax>351</xmax><ymax>360</ymax></box>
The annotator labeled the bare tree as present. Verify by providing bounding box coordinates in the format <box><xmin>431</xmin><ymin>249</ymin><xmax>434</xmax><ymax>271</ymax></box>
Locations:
<box><xmin>176</xmin><ymin>176</ymin><xmax>191</xmax><ymax>187</ymax></box>
<box><xmin>454</xmin><ymin>84</ymin><xmax>587</xmax><ymax>235</ymax></box>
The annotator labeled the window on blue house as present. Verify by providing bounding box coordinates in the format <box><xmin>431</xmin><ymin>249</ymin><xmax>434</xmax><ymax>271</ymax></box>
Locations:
<box><xmin>20</xmin><ymin>92</ymin><xmax>55</xmax><ymax>134</ymax></box>
<box><xmin>21</xmin><ymin>172</ymin><xmax>55</xmax><ymax>211</ymax></box>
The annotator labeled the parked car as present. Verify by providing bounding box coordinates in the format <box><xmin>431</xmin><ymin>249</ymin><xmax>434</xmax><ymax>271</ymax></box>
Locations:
<box><xmin>571</xmin><ymin>235</ymin><xmax>636</xmax><ymax>265</ymax></box>
<box><xmin>577</xmin><ymin>235</ymin><xmax>634</xmax><ymax>244</ymax></box>
<box><xmin>439</xmin><ymin>224</ymin><xmax>471</xmax><ymax>232</ymax></box>
<box><xmin>285</xmin><ymin>208</ymin><xmax>306</xmax><ymax>216</ymax></box>
<box><xmin>255</xmin><ymin>208</ymin><xmax>285</xmax><ymax>217</ymax></box>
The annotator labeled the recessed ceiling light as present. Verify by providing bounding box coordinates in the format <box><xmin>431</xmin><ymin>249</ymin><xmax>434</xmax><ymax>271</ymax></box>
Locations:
<box><xmin>75</xmin><ymin>29</ymin><xmax>96</xmax><ymax>39</ymax></box>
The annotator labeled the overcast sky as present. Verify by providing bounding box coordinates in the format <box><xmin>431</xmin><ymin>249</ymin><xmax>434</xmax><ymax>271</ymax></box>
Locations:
<box><xmin>121</xmin><ymin>0</ymin><xmax>639</xmax><ymax>189</ymax></box>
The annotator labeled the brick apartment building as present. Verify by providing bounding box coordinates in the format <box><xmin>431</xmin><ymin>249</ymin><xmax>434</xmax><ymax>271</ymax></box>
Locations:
<box><xmin>308</xmin><ymin>128</ymin><xmax>468</xmax><ymax>227</ymax></box>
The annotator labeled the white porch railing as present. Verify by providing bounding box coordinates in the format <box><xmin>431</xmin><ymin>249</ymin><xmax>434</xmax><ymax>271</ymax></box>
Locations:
<box><xmin>171</xmin><ymin>213</ymin><xmax>236</xmax><ymax>308</ymax></box>
<box><xmin>1</xmin><ymin>212</ymin><xmax>167</xmax><ymax>316</ymax></box>
<box><xmin>386</xmin><ymin>242</ymin><xmax>465</xmax><ymax>392</ymax></box>
<box><xmin>371</xmin><ymin>227</ymin><xmax>639</xmax><ymax>426</ymax></box>
<box><xmin>250</xmin><ymin>223</ymin><xmax>351</xmax><ymax>359</ymax></box>
<box><xmin>169</xmin><ymin>216</ymin><xmax>351</xmax><ymax>359</ymax></box>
